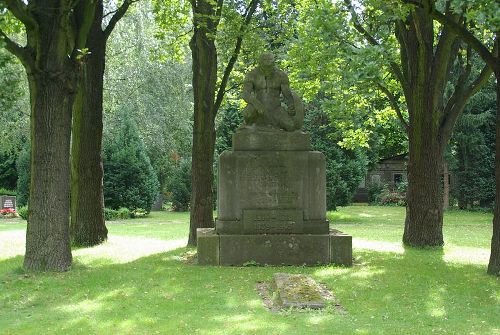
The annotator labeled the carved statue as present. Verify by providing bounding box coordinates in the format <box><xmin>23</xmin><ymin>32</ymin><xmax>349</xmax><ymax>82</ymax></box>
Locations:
<box><xmin>242</xmin><ymin>53</ymin><xmax>304</xmax><ymax>131</ymax></box>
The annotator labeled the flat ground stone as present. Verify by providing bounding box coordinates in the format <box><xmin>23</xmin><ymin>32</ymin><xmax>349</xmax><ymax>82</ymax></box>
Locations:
<box><xmin>273</xmin><ymin>273</ymin><xmax>325</xmax><ymax>309</ymax></box>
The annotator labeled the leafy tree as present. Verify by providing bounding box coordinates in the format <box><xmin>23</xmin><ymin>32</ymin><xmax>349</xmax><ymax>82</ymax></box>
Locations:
<box><xmin>449</xmin><ymin>84</ymin><xmax>496</xmax><ymax>209</ymax></box>
<box><xmin>0</xmin><ymin>0</ymin><xmax>97</xmax><ymax>271</ymax></box>
<box><xmin>186</xmin><ymin>0</ymin><xmax>259</xmax><ymax>245</ymax></box>
<box><xmin>304</xmin><ymin>107</ymin><xmax>368</xmax><ymax>210</ymax></box>
<box><xmin>167</xmin><ymin>157</ymin><xmax>192</xmax><ymax>212</ymax></box>
<box><xmin>105</xmin><ymin>1</ymin><xmax>193</xmax><ymax>195</ymax></box>
<box><xmin>70</xmin><ymin>0</ymin><xmax>135</xmax><ymax>247</ymax></box>
<box><xmin>289</xmin><ymin>0</ymin><xmax>492</xmax><ymax>247</ymax></box>
<box><xmin>426</xmin><ymin>0</ymin><xmax>499</xmax><ymax>276</ymax></box>
<box><xmin>103</xmin><ymin>114</ymin><xmax>160</xmax><ymax>212</ymax></box>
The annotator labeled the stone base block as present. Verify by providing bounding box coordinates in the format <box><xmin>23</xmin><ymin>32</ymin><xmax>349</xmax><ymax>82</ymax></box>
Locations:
<box><xmin>197</xmin><ymin>228</ymin><xmax>219</xmax><ymax>265</ymax></box>
<box><xmin>197</xmin><ymin>228</ymin><xmax>353</xmax><ymax>267</ymax></box>
<box><xmin>330</xmin><ymin>229</ymin><xmax>352</xmax><ymax>266</ymax></box>
<box><xmin>219</xmin><ymin>234</ymin><xmax>330</xmax><ymax>265</ymax></box>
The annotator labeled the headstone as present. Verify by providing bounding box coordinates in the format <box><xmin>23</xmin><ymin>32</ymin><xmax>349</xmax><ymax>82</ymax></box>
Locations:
<box><xmin>1</xmin><ymin>196</ymin><xmax>16</xmax><ymax>210</ymax></box>
<box><xmin>197</xmin><ymin>53</ymin><xmax>352</xmax><ymax>266</ymax></box>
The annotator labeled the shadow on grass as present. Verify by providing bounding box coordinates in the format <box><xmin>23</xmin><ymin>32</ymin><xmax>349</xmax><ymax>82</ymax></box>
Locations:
<box><xmin>0</xmin><ymin>247</ymin><xmax>499</xmax><ymax>335</ymax></box>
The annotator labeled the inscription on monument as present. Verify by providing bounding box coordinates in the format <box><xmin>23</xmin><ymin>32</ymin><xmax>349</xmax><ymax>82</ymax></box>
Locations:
<box><xmin>243</xmin><ymin>209</ymin><xmax>304</xmax><ymax>234</ymax></box>
<box><xmin>1</xmin><ymin>196</ymin><xmax>16</xmax><ymax>210</ymax></box>
<box><xmin>240</xmin><ymin>164</ymin><xmax>299</xmax><ymax>208</ymax></box>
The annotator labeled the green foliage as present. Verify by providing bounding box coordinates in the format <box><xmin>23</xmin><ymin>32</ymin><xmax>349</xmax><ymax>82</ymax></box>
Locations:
<box><xmin>117</xmin><ymin>207</ymin><xmax>132</xmax><ymax>219</ymax></box>
<box><xmin>0</xmin><ymin>188</ymin><xmax>15</xmax><ymax>196</ymax></box>
<box><xmin>167</xmin><ymin>158</ymin><xmax>192</xmax><ymax>212</ymax></box>
<box><xmin>17</xmin><ymin>205</ymin><xmax>28</xmax><ymax>220</ymax></box>
<box><xmin>103</xmin><ymin>114</ymin><xmax>160</xmax><ymax>212</ymax></box>
<box><xmin>15</xmin><ymin>142</ymin><xmax>30</xmax><ymax>207</ymax></box>
<box><xmin>371</xmin><ymin>184</ymin><xmax>406</xmax><ymax>206</ymax></box>
<box><xmin>303</xmin><ymin>107</ymin><xmax>367</xmax><ymax>210</ymax></box>
<box><xmin>215</xmin><ymin>102</ymin><xmax>243</xmax><ymax>156</ymax></box>
<box><xmin>449</xmin><ymin>82</ymin><xmax>496</xmax><ymax>209</ymax></box>
<box><xmin>103</xmin><ymin>4</ymin><xmax>193</xmax><ymax>191</ymax></box>
<box><xmin>0</xmin><ymin>48</ymin><xmax>29</xmax><ymax>156</ymax></box>
<box><xmin>104</xmin><ymin>208</ymin><xmax>119</xmax><ymax>221</ymax></box>
<box><xmin>0</xmin><ymin>152</ymin><xmax>17</xmax><ymax>190</ymax></box>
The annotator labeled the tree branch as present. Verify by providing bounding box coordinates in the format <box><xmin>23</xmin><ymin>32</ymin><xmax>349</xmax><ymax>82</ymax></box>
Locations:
<box><xmin>103</xmin><ymin>0</ymin><xmax>138</xmax><ymax>40</ymax></box>
<box><xmin>376</xmin><ymin>83</ymin><xmax>409</xmax><ymax>133</ymax></box>
<box><xmin>431</xmin><ymin>8</ymin><xmax>496</xmax><ymax>70</ymax></box>
<box><xmin>0</xmin><ymin>27</ymin><xmax>34</xmax><ymax>69</ymax></box>
<box><xmin>213</xmin><ymin>0</ymin><xmax>259</xmax><ymax>115</ymax></box>
<box><xmin>343</xmin><ymin>0</ymin><xmax>408</xmax><ymax>94</ymax></box>
<box><xmin>3</xmin><ymin>0</ymin><xmax>37</xmax><ymax>29</ymax></box>
<box><xmin>439</xmin><ymin>62</ymin><xmax>493</xmax><ymax>152</ymax></box>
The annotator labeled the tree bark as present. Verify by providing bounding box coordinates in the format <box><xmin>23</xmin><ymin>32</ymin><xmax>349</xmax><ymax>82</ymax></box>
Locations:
<box><xmin>187</xmin><ymin>0</ymin><xmax>220</xmax><ymax>246</ymax></box>
<box><xmin>24</xmin><ymin>72</ymin><xmax>75</xmax><ymax>271</ymax></box>
<box><xmin>70</xmin><ymin>6</ymin><xmax>108</xmax><ymax>246</ymax></box>
<box><xmin>488</xmin><ymin>69</ymin><xmax>500</xmax><ymax>275</ymax></box>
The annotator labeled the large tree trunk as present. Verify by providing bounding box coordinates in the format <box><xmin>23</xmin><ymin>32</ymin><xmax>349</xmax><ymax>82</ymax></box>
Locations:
<box><xmin>24</xmin><ymin>73</ymin><xmax>75</xmax><ymax>271</ymax></box>
<box><xmin>488</xmin><ymin>71</ymin><xmax>500</xmax><ymax>275</ymax></box>
<box><xmin>70</xmin><ymin>5</ymin><xmax>108</xmax><ymax>247</ymax></box>
<box><xmin>187</xmin><ymin>0</ymin><xmax>219</xmax><ymax>246</ymax></box>
<box><xmin>400</xmin><ymin>8</ymin><xmax>444</xmax><ymax>247</ymax></box>
<box><xmin>404</xmin><ymin>132</ymin><xmax>444</xmax><ymax>246</ymax></box>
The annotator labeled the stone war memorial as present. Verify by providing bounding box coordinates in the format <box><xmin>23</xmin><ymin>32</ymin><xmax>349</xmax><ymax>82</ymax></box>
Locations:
<box><xmin>197</xmin><ymin>53</ymin><xmax>352</xmax><ymax>266</ymax></box>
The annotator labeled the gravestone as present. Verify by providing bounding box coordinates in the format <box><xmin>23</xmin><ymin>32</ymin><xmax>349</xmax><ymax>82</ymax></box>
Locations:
<box><xmin>197</xmin><ymin>53</ymin><xmax>352</xmax><ymax>266</ymax></box>
<box><xmin>1</xmin><ymin>196</ymin><xmax>16</xmax><ymax>210</ymax></box>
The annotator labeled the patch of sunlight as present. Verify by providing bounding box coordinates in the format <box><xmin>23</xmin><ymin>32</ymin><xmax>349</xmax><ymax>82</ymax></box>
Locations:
<box><xmin>359</xmin><ymin>213</ymin><xmax>374</xmax><ymax>217</ymax></box>
<box><xmin>349</xmin><ymin>267</ymin><xmax>386</xmax><ymax>279</ymax></box>
<box><xmin>56</xmin><ymin>289</ymin><xmax>127</xmax><ymax>314</ymax></box>
<box><xmin>353</xmin><ymin>238</ymin><xmax>404</xmax><ymax>254</ymax></box>
<box><xmin>74</xmin><ymin>236</ymin><xmax>186</xmax><ymax>264</ymax></box>
<box><xmin>0</xmin><ymin>230</ymin><xmax>25</xmax><ymax>259</ymax></box>
<box><xmin>443</xmin><ymin>245</ymin><xmax>489</xmax><ymax>265</ymax></box>
<box><xmin>308</xmin><ymin>315</ymin><xmax>327</xmax><ymax>325</ymax></box>
<box><xmin>246</xmin><ymin>299</ymin><xmax>263</xmax><ymax>308</ymax></box>
<box><xmin>426</xmin><ymin>288</ymin><xmax>446</xmax><ymax>318</ymax></box>
<box><xmin>314</xmin><ymin>267</ymin><xmax>351</xmax><ymax>278</ymax></box>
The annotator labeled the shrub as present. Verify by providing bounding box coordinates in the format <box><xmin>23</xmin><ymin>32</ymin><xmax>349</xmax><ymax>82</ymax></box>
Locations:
<box><xmin>103</xmin><ymin>114</ymin><xmax>159</xmax><ymax>211</ymax></box>
<box><xmin>167</xmin><ymin>158</ymin><xmax>191</xmax><ymax>212</ymax></box>
<box><xmin>374</xmin><ymin>184</ymin><xmax>406</xmax><ymax>206</ymax></box>
<box><xmin>104</xmin><ymin>208</ymin><xmax>119</xmax><ymax>221</ymax></box>
<box><xmin>131</xmin><ymin>208</ymin><xmax>148</xmax><ymax>218</ymax></box>
<box><xmin>17</xmin><ymin>205</ymin><xmax>28</xmax><ymax>220</ymax></box>
<box><xmin>0</xmin><ymin>188</ymin><xmax>16</xmax><ymax>196</ymax></box>
<box><xmin>0</xmin><ymin>208</ymin><xmax>16</xmax><ymax>218</ymax></box>
<box><xmin>368</xmin><ymin>183</ymin><xmax>384</xmax><ymax>203</ymax></box>
<box><xmin>16</xmin><ymin>143</ymin><xmax>30</xmax><ymax>207</ymax></box>
<box><xmin>117</xmin><ymin>207</ymin><xmax>131</xmax><ymax>219</ymax></box>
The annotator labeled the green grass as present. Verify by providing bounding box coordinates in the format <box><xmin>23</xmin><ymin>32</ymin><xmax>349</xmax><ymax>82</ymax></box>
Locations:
<box><xmin>0</xmin><ymin>206</ymin><xmax>498</xmax><ymax>334</ymax></box>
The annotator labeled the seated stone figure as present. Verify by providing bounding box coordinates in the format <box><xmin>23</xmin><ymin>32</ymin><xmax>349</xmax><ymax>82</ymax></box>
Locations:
<box><xmin>242</xmin><ymin>53</ymin><xmax>304</xmax><ymax>131</ymax></box>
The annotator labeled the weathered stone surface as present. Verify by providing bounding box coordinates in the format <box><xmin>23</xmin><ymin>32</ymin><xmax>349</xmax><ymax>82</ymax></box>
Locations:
<box><xmin>197</xmin><ymin>228</ymin><xmax>219</xmax><ymax>265</ymax></box>
<box><xmin>273</xmin><ymin>273</ymin><xmax>325</xmax><ymax>309</ymax></box>
<box><xmin>216</xmin><ymin>149</ymin><xmax>328</xmax><ymax>234</ymax></box>
<box><xmin>330</xmin><ymin>229</ymin><xmax>353</xmax><ymax>266</ymax></box>
<box><xmin>232</xmin><ymin>128</ymin><xmax>311</xmax><ymax>151</ymax></box>
<box><xmin>219</xmin><ymin>234</ymin><xmax>330</xmax><ymax>265</ymax></box>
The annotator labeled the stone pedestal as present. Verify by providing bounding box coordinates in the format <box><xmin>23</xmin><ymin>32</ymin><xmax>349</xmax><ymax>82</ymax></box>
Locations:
<box><xmin>197</xmin><ymin>128</ymin><xmax>352</xmax><ymax>266</ymax></box>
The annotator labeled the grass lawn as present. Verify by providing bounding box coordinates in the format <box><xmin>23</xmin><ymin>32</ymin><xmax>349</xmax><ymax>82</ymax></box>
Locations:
<box><xmin>0</xmin><ymin>206</ymin><xmax>498</xmax><ymax>334</ymax></box>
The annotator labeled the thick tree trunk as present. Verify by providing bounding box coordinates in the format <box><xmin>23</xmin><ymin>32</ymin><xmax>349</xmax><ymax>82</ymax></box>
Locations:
<box><xmin>70</xmin><ymin>9</ymin><xmax>107</xmax><ymax>246</ymax></box>
<box><xmin>404</xmin><ymin>132</ymin><xmax>444</xmax><ymax>246</ymax></box>
<box><xmin>24</xmin><ymin>74</ymin><xmax>75</xmax><ymax>271</ymax></box>
<box><xmin>187</xmin><ymin>0</ymin><xmax>219</xmax><ymax>246</ymax></box>
<box><xmin>488</xmin><ymin>71</ymin><xmax>500</xmax><ymax>275</ymax></box>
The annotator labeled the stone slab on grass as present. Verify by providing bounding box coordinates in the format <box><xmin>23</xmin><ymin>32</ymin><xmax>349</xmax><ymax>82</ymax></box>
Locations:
<box><xmin>273</xmin><ymin>273</ymin><xmax>325</xmax><ymax>309</ymax></box>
